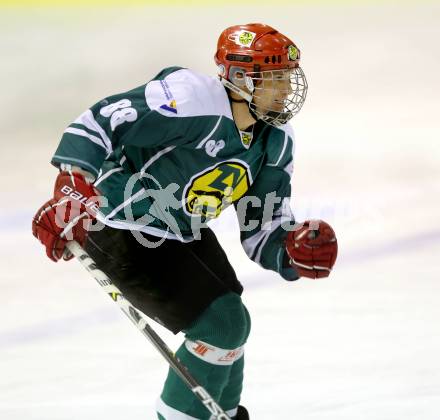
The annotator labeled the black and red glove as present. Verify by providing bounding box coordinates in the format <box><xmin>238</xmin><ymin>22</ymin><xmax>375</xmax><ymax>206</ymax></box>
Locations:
<box><xmin>32</xmin><ymin>171</ymin><xmax>100</xmax><ymax>262</ymax></box>
<box><xmin>285</xmin><ymin>220</ymin><xmax>338</xmax><ymax>279</ymax></box>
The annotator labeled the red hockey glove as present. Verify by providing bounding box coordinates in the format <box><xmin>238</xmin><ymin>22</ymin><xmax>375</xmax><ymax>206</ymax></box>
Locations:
<box><xmin>32</xmin><ymin>171</ymin><xmax>100</xmax><ymax>262</ymax></box>
<box><xmin>285</xmin><ymin>220</ymin><xmax>338</xmax><ymax>279</ymax></box>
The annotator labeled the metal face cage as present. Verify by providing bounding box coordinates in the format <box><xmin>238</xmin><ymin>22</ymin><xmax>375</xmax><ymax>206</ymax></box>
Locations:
<box><xmin>247</xmin><ymin>67</ymin><xmax>308</xmax><ymax>127</ymax></box>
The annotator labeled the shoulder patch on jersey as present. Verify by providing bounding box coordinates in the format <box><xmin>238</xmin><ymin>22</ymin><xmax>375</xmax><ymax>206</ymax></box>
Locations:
<box><xmin>145</xmin><ymin>68</ymin><xmax>232</xmax><ymax>119</ymax></box>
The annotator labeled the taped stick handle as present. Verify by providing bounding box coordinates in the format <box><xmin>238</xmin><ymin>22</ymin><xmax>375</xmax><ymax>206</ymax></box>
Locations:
<box><xmin>66</xmin><ymin>241</ymin><xmax>231</xmax><ymax>420</ymax></box>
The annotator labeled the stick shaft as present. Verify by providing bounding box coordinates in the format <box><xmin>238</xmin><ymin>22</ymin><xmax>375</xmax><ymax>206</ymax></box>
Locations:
<box><xmin>66</xmin><ymin>241</ymin><xmax>231</xmax><ymax>420</ymax></box>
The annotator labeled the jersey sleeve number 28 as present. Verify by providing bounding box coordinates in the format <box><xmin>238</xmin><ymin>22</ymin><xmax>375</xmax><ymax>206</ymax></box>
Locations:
<box><xmin>99</xmin><ymin>99</ymin><xmax>138</xmax><ymax>131</ymax></box>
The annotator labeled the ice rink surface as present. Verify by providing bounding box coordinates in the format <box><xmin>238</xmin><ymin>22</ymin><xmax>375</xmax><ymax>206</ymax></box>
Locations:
<box><xmin>1</xmin><ymin>2</ymin><xmax>439</xmax><ymax>419</ymax></box>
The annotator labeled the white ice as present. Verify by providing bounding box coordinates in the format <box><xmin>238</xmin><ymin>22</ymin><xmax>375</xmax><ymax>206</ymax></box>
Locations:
<box><xmin>1</xmin><ymin>3</ymin><xmax>439</xmax><ymax>419</ymax></box>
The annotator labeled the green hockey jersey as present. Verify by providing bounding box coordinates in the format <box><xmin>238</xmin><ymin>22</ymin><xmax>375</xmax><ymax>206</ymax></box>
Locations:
<box><xmin>52</xmin><ymin>67</ymin><xmax>298</xmax><ymax>280</ymax></box>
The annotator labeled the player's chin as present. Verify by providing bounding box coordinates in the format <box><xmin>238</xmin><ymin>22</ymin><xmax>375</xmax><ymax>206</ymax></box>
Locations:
<box><xmin>271</xmin><ymin>101</ymin><xmax>287</xmax><ymax>112</ymax></box>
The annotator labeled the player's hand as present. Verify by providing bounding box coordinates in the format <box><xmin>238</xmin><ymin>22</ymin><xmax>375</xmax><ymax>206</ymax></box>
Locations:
<box><xmin>32</xmin><ymin>171</ymin><xmax>100</xmax><ymax>262</ymax></box>
<box><xmin>285</xmin><ymin>220</ymin><xmax>338</xmax><ymax>279</ymax></box>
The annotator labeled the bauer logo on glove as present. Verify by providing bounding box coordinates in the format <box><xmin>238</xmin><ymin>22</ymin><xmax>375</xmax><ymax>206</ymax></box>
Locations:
<box><xmin>285</xmin><ymin>219</ymin><xmax>338</xmax><ymax>279</ymax></box>
<box><xmin>59</xmin><ymin>184</ymin><xmax>100</xmax><ymax>213</ymax></box>
<box><xmin>32</xmin><ymin>171</ymin><xmax>101</xmax><ymax>262</ymax></box>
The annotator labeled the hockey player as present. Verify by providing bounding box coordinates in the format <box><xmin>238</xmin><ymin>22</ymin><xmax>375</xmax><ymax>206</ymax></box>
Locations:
<box><xmin>32</xmin><ymin>23</ymin><xmax>338</xmax><ymax>419</ymax></box>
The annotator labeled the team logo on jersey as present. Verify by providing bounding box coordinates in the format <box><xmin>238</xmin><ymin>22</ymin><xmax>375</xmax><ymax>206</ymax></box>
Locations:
<box><xmin>239</xmin><ymin>131</ymin><xmax>253</xmax><ymax>149</ymax></box>
<box><xmin>229</xmin><ymin>30</ymin><xmax>256</xmax><ymax>47</ymax></box>
<box><xmin>183</xmin><ymin>160</ymin><xmax>251</xmax><ymax>220</ymax></box>
<box><xmin>160</xmin><ymin>99</ymin><xmax>177</xmax><ymax>114</ymax></box>
<box><xmin>288</xmin><ymin>45</ymin><xmax>298</xmax><ymax>61</ymax></box>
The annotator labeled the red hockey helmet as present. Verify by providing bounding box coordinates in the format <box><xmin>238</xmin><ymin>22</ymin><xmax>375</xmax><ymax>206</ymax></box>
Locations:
<box><xmin>215</xmin><ymin>23</ymin><xmax>307</xmax><ymax>126</ymax></box>
<box><xmin>215</xmin><ymin>23</ymin><xmax>301</xmax><ymax>78</ymax></box>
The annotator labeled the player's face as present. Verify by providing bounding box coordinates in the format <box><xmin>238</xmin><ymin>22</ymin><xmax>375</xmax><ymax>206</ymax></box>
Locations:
<box><xmin>252</xmin><ymin>69</ymin><xmax>294</xmax><ymax>114</ymax></box>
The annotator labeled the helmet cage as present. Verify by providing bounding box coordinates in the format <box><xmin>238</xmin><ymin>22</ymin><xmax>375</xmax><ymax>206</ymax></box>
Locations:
<box><xmin>246</xmin><ymin>67</ymin><xmax>308</xmax><ymax>127</ymax></box>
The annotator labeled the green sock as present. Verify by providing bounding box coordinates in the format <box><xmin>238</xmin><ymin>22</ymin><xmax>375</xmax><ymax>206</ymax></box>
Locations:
<box><xmin>157</xmin><ymin>293</ymin><xmax>251</xmax><ymax>419</ymax></box>
<box><xmin>218</xmin><ymin>355</ymin><xmax>245</xmax><ymax>412</ymax></box>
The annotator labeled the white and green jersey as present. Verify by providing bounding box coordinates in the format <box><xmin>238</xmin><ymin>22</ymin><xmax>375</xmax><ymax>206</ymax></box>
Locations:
<box><xmin>52</xmin><ymin>67</ymin><xmax>298</xmax><ymax>280</ymax></box>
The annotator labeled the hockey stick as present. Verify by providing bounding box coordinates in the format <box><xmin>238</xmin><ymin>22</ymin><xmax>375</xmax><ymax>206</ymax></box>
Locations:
<box><xmin>66</xmin><ymin>241</ymin><xmax>232</xmax><ymax>420</ymax></box>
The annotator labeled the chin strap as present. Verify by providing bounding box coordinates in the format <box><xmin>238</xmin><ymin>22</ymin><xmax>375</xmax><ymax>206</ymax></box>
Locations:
<box><xmin>220</xmin><ymin>77</ymin><xmax>253</xmax><ymax>102</ymax></box>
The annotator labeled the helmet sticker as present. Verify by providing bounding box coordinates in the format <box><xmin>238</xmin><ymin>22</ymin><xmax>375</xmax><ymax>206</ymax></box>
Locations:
<box><xmin>288</xmin><ymin>45</ymin><xmax>298</xmax><ymax>61</ymax></box>
<box><xmin>229</xmin><ymin>30</ymin><xmax>257</xmax><ymax>47</ymax></box>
